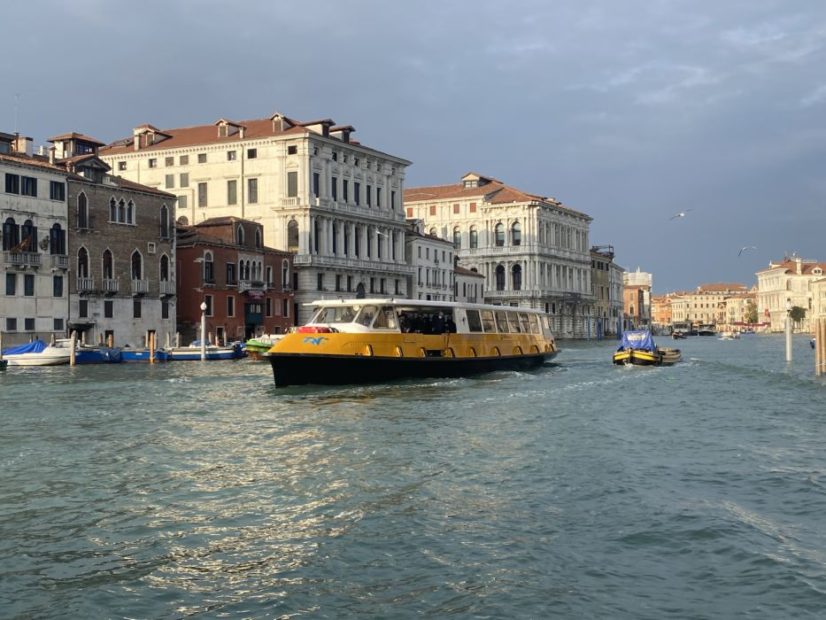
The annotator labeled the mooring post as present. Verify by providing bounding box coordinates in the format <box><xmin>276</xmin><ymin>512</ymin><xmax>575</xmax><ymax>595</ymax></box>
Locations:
<box><xmin>785</xmin><ymin>300</ymin><xmax>792</xmax><ymax>363</ymax></box>
<box><xmin>70</xmin><ymin>331</ymin><xmax>77</xmax><ymax>367</ymax></box>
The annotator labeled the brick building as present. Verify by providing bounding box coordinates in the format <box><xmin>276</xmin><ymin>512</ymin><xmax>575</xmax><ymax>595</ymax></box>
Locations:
<box><xmin>176</xmin><ymin>217</ymin><xmax>295</xmax><ymax>344</ymax></box>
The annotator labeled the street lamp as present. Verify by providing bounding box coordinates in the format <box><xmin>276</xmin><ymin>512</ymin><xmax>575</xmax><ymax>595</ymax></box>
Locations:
<box><xmin>200</xmin><ymin>301</ymin><xmax>207</xmax><ymax>361</ymax></box>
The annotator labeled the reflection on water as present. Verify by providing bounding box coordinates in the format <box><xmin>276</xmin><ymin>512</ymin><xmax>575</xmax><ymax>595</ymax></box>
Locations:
<box><xmin>2</xmin><ymin>336</ymin><xmax>826</xmax><ymax>617</ymax></box>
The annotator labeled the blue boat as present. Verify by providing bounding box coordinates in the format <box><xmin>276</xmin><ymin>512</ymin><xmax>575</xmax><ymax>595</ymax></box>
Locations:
<box><xmin>120</xmin><ymin>348</ymin><xmax>171</xmax><ymax>362</ymax></box>
<box><xmin>166</xmin><ymin>341</ymin><xmax>246</xmax><ymax>361</ymax></box>
<box><xmin>53</xmin><ymin>339</ymin><xmax>123</xmax><ymax>364</ymax></box>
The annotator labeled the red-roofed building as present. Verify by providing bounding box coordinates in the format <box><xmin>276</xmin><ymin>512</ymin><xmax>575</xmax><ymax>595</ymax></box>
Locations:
<box><xmin>757</xmin><ymin>256</ymin><xmax>826</xmax><ymax>331</ymax></box>
<box><xmin>404</xmin><ymin>173</ymin><xmax>594</xmax><ymax>338</ymax></box>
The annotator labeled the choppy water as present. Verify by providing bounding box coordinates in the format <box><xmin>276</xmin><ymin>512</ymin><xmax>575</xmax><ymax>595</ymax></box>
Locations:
<box><xmin>1</xmin><ymin>334</ymin><xmax>825</xmax><ymax>619</ymax></box>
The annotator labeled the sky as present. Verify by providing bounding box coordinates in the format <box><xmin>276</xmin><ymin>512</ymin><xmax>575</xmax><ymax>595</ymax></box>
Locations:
<box><xmin>3</xmin><ymin>0</ymin><xmax>825</xmax><ymax>293</ymax></box>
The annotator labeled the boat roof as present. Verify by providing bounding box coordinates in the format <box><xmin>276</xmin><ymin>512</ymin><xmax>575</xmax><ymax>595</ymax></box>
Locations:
<box><xmin>306</xmin><ymin>297</ymin><xmax>547</xmax><ymax>315</ymax></box>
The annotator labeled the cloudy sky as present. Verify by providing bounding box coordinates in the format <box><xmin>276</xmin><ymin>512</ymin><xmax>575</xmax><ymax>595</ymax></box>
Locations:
<box><xmin>3</xmin><ymin>0</ymin><xmax>825</xmax><ymax>292</ymax></box>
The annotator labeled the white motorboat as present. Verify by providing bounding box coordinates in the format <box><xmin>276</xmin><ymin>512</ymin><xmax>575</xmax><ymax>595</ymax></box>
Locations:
<box><xmin>2</xmin><ymin>340</ymin><xmax>71</xmax><ymax>366</ymax></box>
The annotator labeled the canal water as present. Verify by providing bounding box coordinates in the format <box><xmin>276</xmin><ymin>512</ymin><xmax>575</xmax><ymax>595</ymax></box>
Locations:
<box><xmin>1</xmin><ymin>334</ymin><xmax>825</xmax><ymax>618</ymax></box>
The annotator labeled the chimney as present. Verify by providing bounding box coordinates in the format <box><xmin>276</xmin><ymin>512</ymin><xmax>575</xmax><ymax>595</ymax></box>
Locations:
<box><xmin>796</xmin><ymin>257</ymin><xmax>803</xmax><ymax>275</ymax></box>
<box><xmin>13</xmin><ymin>134</ymin><xmax>33</xmax><ymax>156</ymax></box>
<box><xmin>133</xmin><ymin>128</ymin><xmax>141</xmax><ymax>151</ymax></box>
<box><xmin>48</xmin><ymin>146</ymin><xmax>56</xmax><ymax>164</ymax></box>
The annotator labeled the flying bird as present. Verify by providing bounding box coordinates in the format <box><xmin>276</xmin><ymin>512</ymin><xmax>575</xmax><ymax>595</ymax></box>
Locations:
<box><xmin>670</xmin><ymin>209</ymin><xmax>693</xmax><ymax>220</ymax></box>
<box><xmin>738</xmin><ymin>246</ymin><xmax>757</xmax><ymax>257</ymax></box>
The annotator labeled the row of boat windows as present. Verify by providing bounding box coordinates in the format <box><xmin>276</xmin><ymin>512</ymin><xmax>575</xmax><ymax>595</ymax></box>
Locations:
<box><xmin>311</xmin><ymin>305</ymin><xmax>550</xmax><ymax>335</ymax></box>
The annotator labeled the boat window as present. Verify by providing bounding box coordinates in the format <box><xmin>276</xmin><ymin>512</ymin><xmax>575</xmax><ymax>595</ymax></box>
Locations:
<box><xmin>518</xmin><ymin>313</ymin><xmax>531</xmax><ymax>333</ymax></box>
<box><xmin>373</xmin><ymin>306</ymin><xmax>398</xmax><ymax>330</ymax></box>
<box><xmin>528</xmin><ymin>314</ymin><xmax>541</xmax><ymax>334</ymax></box>
<box><xmin>355</xmin><ymin>305</ymin><xmax>378</xmax><ymax>327</ymax></box>
<box><xmin>541</xmin><ymin>315</ymin><xmax>551</xmax><ymax>332</ymax></box>
<box><xmin>312</xmin><ymin>305</ymin><xmax>358</xmax><ymax>324</ymax></box>
<box><xmin>495</xmin><ymin>311</ymin><xmax>510</xmax><ymax>333</ymax></box>
<box><xmin>507</xmin><ymin>312</ymin><xmax>521</xmax><ymax>333</ymax></box>
<box><xmin>466</xmin><ymin>310</ymin><xmax>483</xmax><ymax>333</ymax></box>
<box><xmin>480</xmin><ymin>310</ymin><xmax>496</xmax><ymax>333</ymax></box>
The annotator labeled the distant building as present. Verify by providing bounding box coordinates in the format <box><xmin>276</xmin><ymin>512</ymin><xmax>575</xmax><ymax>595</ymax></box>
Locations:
<box><xmin>682</xmin><ymin>283</ymin><xmax>749</xmax><ymax>327</ymax></box>
<box><xmin>590</xmin><ymin>245</ymin><xmax>623</xmax><ymax>338</ymax></box>
<box><xmin>176</xmin><ymin>217</ymin><xmax>295</xmax><ymax>344</ymax></box>
<box><xmin>756</xmin><ymin>256</ymin><xmax>826</xmax><ymax>332</ymax></box>
<box><xmin>1</xmin><ymin>132</ymin><xmax>69</xmax><ymax>345</ymax></box>
<box><xmin>622</xmin><ymin>268</ymin><xmax>652</xmax><ymax>330</ymax></box>
<box><xmin>650</xmin><ymin>294</ymin><xmax>673</xmax><ymax>330</ymax></box>
<box><xmin>405</xmin><ymin>172</ymin><xmax>594</xmax><ymax>338</ymax></box>
<box><xmin>99</xmin><ymin>112</ymin><xmax>412</xmax><ymax>324</ymax></box>
<box><xmin>454</xmin><ymin>264</ymin><xmax>485</xmax><ymax>303</ymax></box>
<box><xmin>404</xmin><ymin>219</ymin><xmax>454</xmax><ymax>301</ymax></box>
<box><xmin>49</xmin><ymin>132</ymin><xmax>177</xmax><ymax>348</ymax></box>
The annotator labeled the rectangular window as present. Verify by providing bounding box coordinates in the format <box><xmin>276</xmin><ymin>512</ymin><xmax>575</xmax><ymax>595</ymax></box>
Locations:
<box><xmin>133</xmin><ymin>298</ymin><xmax>142</xmax><ymax>318</ymax></box>
<box><xmin>391</xmin><ymin>190</ymin><xmax>396</xmax><ymax>210</ymax></box>
<box><xmin>313</xmin><ymin>173</ymin><xmax>320</xmax><ymax>197</ymax></box>
<box><xmin>179</xmin><ymin>172</ymin><xmax>189</xmax><ymax>188</ymax></box>
<box><xmin>54</xmin><ymin>318</ymin><xmax>64</xmax><ymax>331</ymax></box>
<box><xmin>248</xmin><ymin>178</ymin><xmax>258</xmax><ymax>204</ymax></box>
<box><xmin>288</xmin><ymin>145</ymin><xmax>298</xmax><ymax>155</ymax></box>
<box><xmin>266</xmin><ymin>297</ymin><xmax>272</xmax><ymax>317</ymax></box>
<box><xmin>53</xmin><ymin>275</ymin><xmax>63</xmax><ymax>297</ymax></box>
<box><xmin>287</xmin><ymin>171</ymin><xmax>298</xmax><ymax>197</ymax></box>
<box><xmin>148</xmin><ymin>158</ymin><xmax>157</xmax><ymax>168</ymax></box>
<box><xmin>165</xmin><ymin>174</ymin><xmax>174</xmax><ymax>189</ymax></box>
<box><xmin>227</xmin><ymin>180</ymin><xmax>237</xmax><ymax>205</ymax></box>
<box><xmin>429</xmin><ymin>205</ymin><xmax>436</xmax><ymax>216</ymax></box>
<box><xmin>354</xmin><ymin>182</ymin><xmax>361</xmax><ymax>205</ymax></box>
<box><xmin>227</xmin><ymin>150</ymin><xmax>237</xmax><ymax>161</ymax></box>
<box><xmin>205</xmin><ymin>295</ymin><xmax>213</xmax><ymax>316</ymax></box>
<box><xmin>470</xmin><ymin>202</ymin><xmax>477</xmax><ymax>213</ymax></box>
<box><xmin>377</xmin><ymin>187</ymin><xmax>382</xmax><ymax>208</ymax></box>
<box><xmin>198</xmin><ymin>182</ymin><xmax>208</xmax><ymax>207</ymax></box>
<box><xmin>343</xmin><ymin>179</ymin><xmax>349</xmax><ymax>202</ymax></box>
<box><xmin>24</xmin><ymin>274</ymin><xmax>34</xmax><ymax>296</ymax></box>
<box><xmin>5</xmin><ymin>173</ymin><xmax>20</xmax><ymax>194</ymax></box>
<box><xmin>178</xmin><ymin>195</ymin><xmax>188</xmax><ymax>210</ymax></box>
<box><xmin>198</xmin><ymin>153</ymin><xmax>207</xmax><ymax>163</ymax></box>
<box><xmin>347</xmin><ymin>275</ymin><xmax>352</xmax><ymax>292</ymax></box>
<box><xmin>165</xmin><ymin>156</ymin><xmax>174</xmax><ymax>167</ymax></box>
<box><xmin>283</xmin><ymin>299</ymin><xmax>289</xmax><ymax>317</ymax></box>
<box><xmin>227</xmin><ymin>296</ymin><xmax>235</xmax><ymax>317</ymax></box>
<box><xmin>366</xmin><ymin>185</ymin><xmax>372</xmax><ymax>206</ymax></box>
<box><xmin>226</xmin><ymin>263</ymin><xmax>236</xmax><ymax>285</ymax></box>
<box><xmin>317</xmin><ymin>273</ymin><xmax>323</xmax><ymax>291</ymax></box>
<box><xmin>180</xmin><ymin>155</ymin><xmax>189</xmax><ymax>165</ymax></box>
<box><xmin>21</xmin><ymin>176</ymin><xmax>37</xmax><ymax>197</ymax></box>
<box><xmin>335</xmin><ymin>274</ymin><xmax>342</xmax><ymax>291</ymax></box>
<box><xmin>161</xmin><ymin>299</ymin><xmax>169</xmax><ymax>319</ymax></box>
<box><xmin>247</xmin><ymin>148</ymin><xmax>257</xmax><ymax>159</ymax></box>
<box><xmin>5</xmin><ymin>273</ymin><xmax>16</xmax><ymax>295</ymax></box>
<box><xmin>331</xmin><ymin>176</ymin><xmax>338</xmax><ymax>201</ymax></box>
<box><xmin>79</xmin><ymin>299</ymin><xmax>88</xmax><ymax>318</ymax></box>
<box><xmin>117</xmin><ymin>161</ymin><xmax>126</xmax><ymax>171</ymax></box>
<box><xmin>5</xmin><ymin>318</ymin><xmax>17</xmax><ymax>331</ymax></box>
<box><xmin>453</xmin><ymin>203</ymin><xmax>460</xmax><ymax>214</ymax></box>
<box><xmin>104</xmin><ymin>300</ymin><xmax>113</xmax><ymax>318</ymax></box>
<box><xmin>50</xmin><ymin>181</ymin><xmax>66</xmax><ymax>201</ymax></box>
<box><xmin>24</xmin><ymin>318</ymin><xmax>35</xmax><ymax>331</ymax></box>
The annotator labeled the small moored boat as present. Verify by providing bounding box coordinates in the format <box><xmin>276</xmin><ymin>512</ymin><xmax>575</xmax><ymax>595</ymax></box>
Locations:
<box><xmin>121</xmin><ymin>348</ymin><xmax>171</xmax><ymax>362</ymax></box>
<box><xmin>1</xmin><ymin>340</ymin><xmax>71</xmax><ymax>366</ymax></box>
<box><xmin>267</xmin><ymin>298</ymin><xmax>559</xmax><ymax>387</ymax></box>
<box><xmin>613</xmin><ymin>330</ymin><xmax>681</xmax><ymax>366</ymax></box>
<box><xmin>166</xmin><ymin>341</ymin><xmax>246</xmax><ymax>361</ymax></box>
<box><xmin>244</xmin><ymin>334</ymin><xmax>285</xmax><ymax>360</ymax></box>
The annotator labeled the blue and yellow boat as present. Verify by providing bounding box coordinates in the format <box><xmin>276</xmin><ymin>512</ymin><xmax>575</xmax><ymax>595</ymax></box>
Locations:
<box><xmin>613</xmin><ymin>330</ymin><xmax>681</xmax><ymax>366</ymax></box>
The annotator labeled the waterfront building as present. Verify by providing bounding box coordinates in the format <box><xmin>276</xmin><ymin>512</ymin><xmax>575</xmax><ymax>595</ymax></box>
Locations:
<box><xmin>454</xmin><ymin>264</ymin><xmax>485</xmax><ymax>304</ymax></box>
<box><xmin>622</xmin><ymin>268</ymin><xmax>652</xmax><ymax>330</ymax></box>
<box><xmin>591</xmin><ymin>245</ymin><xmax>624</xmax><ymax>338</ymax></box>
<box><xmin>811</xmin><ymin>277</ymin><xmax>826</xmax><ymax>321</ymax></box>
<box><xmin>756</xmin><ymin>256</ymin><xmax>826</xmax><ymax>332</ymax></box>
<box><xmin>682</xmin><ymin>283</ymin><xmax>749</xmax><ymax>328</ymax></box>
<box><xmin>404</xmin><ymin>219</ymin><xmax>454</xmax><ymax>301</ymax></box>
<box><xmin>650</xmin><ymin>294</ymin><xmax>673</xmax><ymax>331</ymax></box>
<box><xmin>176</xmin><ymin>217</ymin><xmax>295</xmax><ymax>344</ymax></box>
<box><xmin>404</xmin><ymin>173</ymin><xmax>595</xmax><ymax>338</ymax></box>
<box><xmin>99</xmin><ymin>113</ymin><xmax>412</xmax><ymax>324</ymax></box>
<box><xmin>49</xmin><ymin>133</ymin><xmax>177</xmax><ymax>348</ymax></box>
<box><xmin>1</xmin><ymin>132</ymin><xmax>70</xmax><ymax>346</ymax></box>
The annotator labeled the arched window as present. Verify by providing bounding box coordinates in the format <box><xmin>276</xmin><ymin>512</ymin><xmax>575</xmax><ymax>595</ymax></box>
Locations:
<box><xmin>118</xmin><ymin>199</ymin><xmax>125</xmax><ymax>223</ymax></box>
<box><xmin>287</xmin><ymin>219</ymin><xmax>299</xmax><ymax>251</ymax></box>
<box><xmin>50</xmin><ymin>223</ymin><xmax>65</xmax><ymax>255</ymax></box>
<box><xmin>453</xmin><ymin>226</ymin><xmax>461</xmax><ymax>248</ymax></box>
<box><xmin>512</xmin><ymin>264</ymin><xmax>522</xmax><ymax>291</ymax></box>
<box><xmin>21</xmin><ymin>219</ymin><xmax>36</xmax><ymax>251</ymax></box>
<box><xmin>469</xmin><ymin>226</ymin><xmax>478</xmax><ymax>249</ymax></box>
<box><xmin>429</xmin><ymin>227</ymin><xmax>437</xmax><ymax>236</ymax></box>
<box><xmin>236</xmin><ymin>224</ymin><xmax>245</xmax><ymax>246</ymax></box>
<box><xmin>495</xmin><ymin>223</ymin><xmax>505</xmax><ymax>247</ymax></box>
<box><xmin>3</xmin><ymin>218</ymin><xmax>19</xmax><ymax>250</ymax></box>
<box><xmin>131</xmin><ymin>250</ymin><xmax>143</xmax><ymax>280</ymax></box>
<box><xmin>204</xmin><ymin>251</ymin><xmax>214</xmax><ymax>283</ymax></box>
<box><xmin>109</xmin><ymin>198</ymin><xmax>117</xmax><ymax>222</ymax></box>
<box><xmin>127</xmin><ymin>201</ymin><xmax>134</xmax><ymax>224</ymax></box>
<box><xmin>282</xmin><ymin>259</ymin><xmax>290</xmax><ymax>288</ymax></box>
<box><xmin>78</xmin><ymin>192</ymin><xmax>89</xmax><ymax>229</ymax></box>
<box><xmin>495</xmin><ymin>264</ymin><xmax>506</xmax><ymax>291</ymax></box>
<box><xmin>159</xmin><ymin>204</ymin><xmax>170</xmax><ymax>239</ymax></box>
<box><xmin>511</xmin><ymin>221</ymin><xmax>521</xmax><ymax>246</ymax></box>
<box><xmin>77</xmin><ymin>247</ymin><xmax>89</xmax><ymax>278</ymax></box>
<box><xmin>255</xmin><ymin>227</ymin><xmax>262</xmax><ymax>249</ymax></box>
<box><xmin>160</xmin><ymin>254</ymin><xmax>170</xmax><ymax>281</ymax></box>
<box><xmin>102</xmin><ymin>249</ymin><xmax>114</xmax><ymax>279</ymax></box>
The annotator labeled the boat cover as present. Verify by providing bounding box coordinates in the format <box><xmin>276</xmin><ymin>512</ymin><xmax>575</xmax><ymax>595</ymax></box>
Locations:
<box><xmin>619</xmin><ymin>330</ymin><xmax>656</xmax><ymax>352</ymax></box>
<box><xmin>2</xmin><ymin>340</ymin><xmax>48</xmax><ymax>355</ymax></box>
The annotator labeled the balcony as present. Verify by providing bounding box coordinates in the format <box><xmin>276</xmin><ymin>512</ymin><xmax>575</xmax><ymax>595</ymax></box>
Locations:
<box><xmin>159</xmin><ymin>280</ymin><xmax>176</xmax><ymax>296</ymax></box>
<box><xmin>131</xmin><ymin>279</ymin><xmax>149</xmax><ymax>295</ymax></box>
<box><xmin>4</xmin><ymin>251</ymin><xmax>41</xmax><ymax>269</ymax></box>
<box><xmin>50</xmin><ymin>254</ymin><xmax>69</xmax><ymax>270</ymax></box>
<box><xmin>102</xmin><ymin>278</ymin><xmax>119</xmax><ymax>294</ymax></box>
<box><xmin>77</xmin><ymin>277</ymin><xmax>95</xmax><ymax>293</ymax></box>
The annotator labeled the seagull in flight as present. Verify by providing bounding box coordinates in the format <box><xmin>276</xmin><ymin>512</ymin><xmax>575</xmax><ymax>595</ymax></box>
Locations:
<box><xmin>738</xmin><ymin>245</ymin><xmax>757</xmax><ymax>257</ymax></box>
<box><xmin>670</xmin><ymin>209</ymin><xmax>693</xmax><ymax>220</ymax></box>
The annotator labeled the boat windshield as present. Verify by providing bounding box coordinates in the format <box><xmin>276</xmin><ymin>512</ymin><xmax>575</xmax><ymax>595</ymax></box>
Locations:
<box><xmin>310</xmin><ymin>305</ymin><xmax>358</xmax><ymax>324</ymax></box>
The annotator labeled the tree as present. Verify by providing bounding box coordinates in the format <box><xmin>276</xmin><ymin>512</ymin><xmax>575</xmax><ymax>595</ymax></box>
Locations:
<box><xmin>789</xmin><ymin>305</ymin><xmax>806</xmax><ymax>326</ymax></box>
<box><xmin>746</xmin><ymin>300</ymin><xmax>758</xmax><ymax>324</ymax></box>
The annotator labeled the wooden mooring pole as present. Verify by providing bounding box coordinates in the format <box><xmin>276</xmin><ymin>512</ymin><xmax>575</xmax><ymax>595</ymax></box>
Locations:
<box><xmin>817</xmin><ymin>318</ymin><xmax>826</xmax><ymax>377</ymax></box>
